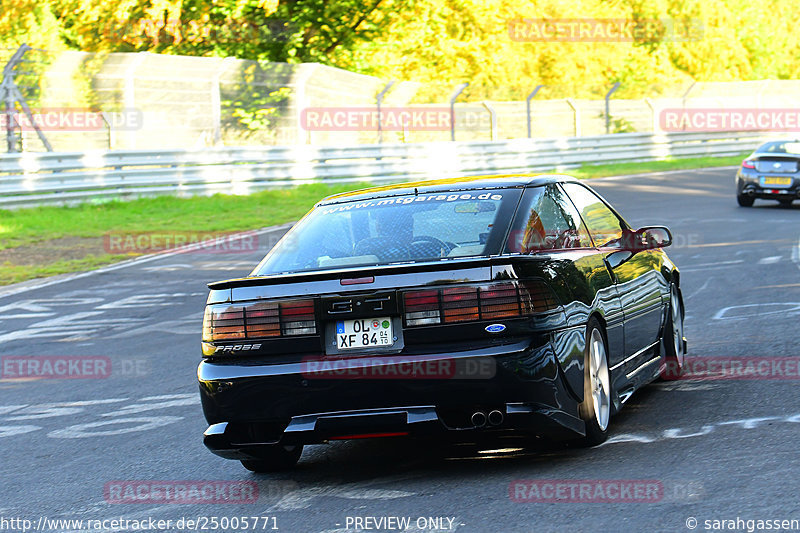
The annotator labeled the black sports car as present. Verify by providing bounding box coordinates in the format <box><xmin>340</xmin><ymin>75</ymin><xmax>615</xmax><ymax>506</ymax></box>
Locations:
<box><xmin>198</xmin><ymin>174</ymin><xmax>687</xmax><ymax>472</ymax></box>
<box><xmin>736</xmin><ymin>140</ymin><xmax>800</xmax><ymax>207</ymax></box>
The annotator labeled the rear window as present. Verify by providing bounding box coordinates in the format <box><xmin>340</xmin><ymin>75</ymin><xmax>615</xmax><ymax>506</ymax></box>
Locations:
<box><xmin>253</xmin><ymin>189</ymin><xmax>520</xmax><ymax>275</ymax></box>
<box><xmin>757</xmin><ymin>141</ymin><xmax>800</xmax><ymax>154</ymax></box>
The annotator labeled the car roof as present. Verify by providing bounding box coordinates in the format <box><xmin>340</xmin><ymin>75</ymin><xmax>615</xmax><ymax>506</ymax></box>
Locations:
<box><xmin>317</xmin><ymin>173</ymin><xmax>580</xmax><ymax>205</ymax></box>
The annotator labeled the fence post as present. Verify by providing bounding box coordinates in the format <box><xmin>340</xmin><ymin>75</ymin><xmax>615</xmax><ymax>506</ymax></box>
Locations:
<box><xmin>212</xmin><ymin>56</ymin><xmax>234</xmax><ymax>146</ymax></box>
<box><xmin>123</xmin><ymin>52</ymin><xmax>148</xmax><ymax>149</ymax></box>
<box><xmin>481</xmin><ymin>101</ymin><xmax>497</xmax><ymax>140</ymax></box>
<box><xmin>101</xmin><ymin>113</ymin><xmax>113</xmax><ymax>149</ymax></box>
<box><xmin>644</xmin><ymin>97</ymin><xmax>657</xmax><ymax>132</ymax></box>
<box><xmin>294</xmin><ymin>64</ymin><xmax>319</xmax><ymax>145</ymax></box>
<box><xmin>526</xmin><ymin>85</ymin><xmax>544</xmax><ymax>138</ymax></box>
<box><xmin>449</xmin><ymin>83</ymin><xmax>469</xmax><ymax>141</ymax></box>
<box><xmin>678</xmin><ymin>82</ymin><xmax>697</xmax><ymax>133</ymax></box>
<box><xmin>376</xmin><ymin>80</ymin><xmax>395</xmax><ymax>144</ymax></box>
<box><xmin>566</xmin><ymin>98</ymin><xmax>580</xmax><ymax>137</ymax></box>
<box><xmin>605</xmin><ymin>82</ymin><xmax>620</xmax><ymax>134</ymax></box>
<box><xmin>1</xmin><ymin>44</ymin><xmax>53</xmax><ymax>152</ymax></box>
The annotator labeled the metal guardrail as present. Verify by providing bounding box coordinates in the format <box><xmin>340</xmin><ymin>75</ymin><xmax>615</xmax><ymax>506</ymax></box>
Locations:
<box><xmin>0</xmin><ymin>131</ymin><xmax>765</xmax><ymax>208</ymax></box>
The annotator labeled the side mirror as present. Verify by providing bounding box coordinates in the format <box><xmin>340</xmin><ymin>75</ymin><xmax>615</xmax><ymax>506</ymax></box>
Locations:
<box><xmin>626</xmin><ymin>226</ymin><xmax>672</xmax><ymax>250</ymax></box>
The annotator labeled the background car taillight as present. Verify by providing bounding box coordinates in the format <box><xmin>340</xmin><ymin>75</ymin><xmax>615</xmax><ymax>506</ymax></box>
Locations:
<box><xmin>402</xmin><ymin>281</ymin><xmax>557</xmax><ymax>326</ymax></box>
<box><xmin>742</xmin><ymin>159</ymin><xmax>756</xmax><ymax>169</ymax></box>
<box><xmin>202</xmin><ymin>298</ymin><xmax>317</xmax><ymax>342</ymax></box>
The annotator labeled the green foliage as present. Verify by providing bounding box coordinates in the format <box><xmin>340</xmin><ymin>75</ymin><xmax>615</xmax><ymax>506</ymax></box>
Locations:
<box><xmin>611</xmin><ymin>116</ymin><xmax>636</xmax><ymax>133</ymax></box>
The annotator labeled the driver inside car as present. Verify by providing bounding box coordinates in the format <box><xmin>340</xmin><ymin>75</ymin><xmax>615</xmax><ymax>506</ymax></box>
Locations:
<box><xmin>354</xmin><ymin>207</ymin><xmax>448</xmax><ymax>261</ymax></box>
<box><xmin>353</xmin><ymin>208</ymin><xmax>413</xmax><ymax>262</ymax></box>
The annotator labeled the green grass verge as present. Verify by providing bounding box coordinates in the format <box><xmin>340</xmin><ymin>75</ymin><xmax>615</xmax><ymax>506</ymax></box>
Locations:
<box><xmin>0</xmin><ymin>183</ymin><xmax>370</xmax><ymax>251</ymax></box>
<box><xmin>0</xmin><ymin>154</ymin><xmax>744</xmax><ymax>286</ymax></box>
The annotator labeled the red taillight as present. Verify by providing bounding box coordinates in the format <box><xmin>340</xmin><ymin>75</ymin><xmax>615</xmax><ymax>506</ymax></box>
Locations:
<box><xmin>245</xmin><ymin>302</ymin><xmax>280</xmax><ymax>338</ymax></box>
<box><xmin>442</xmin><ymin>286</ymin><xmax>480</xmax><ymax>322</ymax></box>
<box><xmin>210</xmin><ymin>306</ymin><xmax>246</xmax><ymax>340</ymax></box>
<box><xmin>203</xmin><ymin>298</ymin><xmax>316</xmax><ymax>343</ymax></box>
<box><xmin>480</xmin><ymin>283</ymin><xmax>521</xmax><ymax>319</ymax></box>
<box><xmin>521</xmin><ymin>280</ymin><xmax>559</xmax><ymax>312</ymax></box>
<box><xmin>280</xmin><ymin>300</ymin><xmax>316</xmax><ymax>336</ymax></box>
<box><xmin>403</xmin><ymin>289</ymin><xmax>441</xmax><ymax>326</ymax></box>
<box><xmin>402</xmin><ymin>281</ymin><xmax>558</xmax><ymax>327</ymax></box>
<box><xmin>742</xmin><ymin>160</ymin><xmax>756</xmax><ymax>169</ymax></box>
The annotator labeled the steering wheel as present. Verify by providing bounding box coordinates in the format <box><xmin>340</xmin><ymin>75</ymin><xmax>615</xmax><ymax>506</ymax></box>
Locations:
<box><xmin>409</xmin><ymin>235</ymin><xmax>453</xmax><ymax>257</ymax></box>
<box><xmin>354</xmin><ymin>237</ymin><xmax>409</xmax><ymax>262</ymax></box>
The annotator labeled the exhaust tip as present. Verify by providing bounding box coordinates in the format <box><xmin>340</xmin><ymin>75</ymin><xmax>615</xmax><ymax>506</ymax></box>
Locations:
<box><xmin>471</xmin><ymin>411</ymin><xmax>487</xmax><ymax>428</ymax></box>
<box><xmin>487</xmin><ymin>410</ymin><xmax>504</xmax><ymax>426</ymax></box>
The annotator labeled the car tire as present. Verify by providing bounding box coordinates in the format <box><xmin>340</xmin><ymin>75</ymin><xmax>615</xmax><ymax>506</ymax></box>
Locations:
<box><xmin>577</xmin><ymin>318</ymin><xmax>611</xmax><ymax>446</ymax></box>
<box><xmin>659</xmin><ymin>284</ymin><xmax>686</xmax><ymax>380</ymax></box>
<box><xmin>240</xmin><ymin>444</ymin><xmax>303</xmax><ymax>473</ymax></box>
<box><xmin>737</xmin><ymin>195</ymin><xmax>755</xmax><ymax>207</ymax></box>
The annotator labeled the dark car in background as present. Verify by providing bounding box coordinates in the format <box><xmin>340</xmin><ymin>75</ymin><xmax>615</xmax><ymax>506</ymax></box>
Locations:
<box><xmin>736</xmin><ymin>140</ymin><xmax>800</xmax><ymax>206</ymax></box>
<box><xmin>198</xmin><ymin>175</ymin><xmax>687</xmax><ymax>472</ymax></box>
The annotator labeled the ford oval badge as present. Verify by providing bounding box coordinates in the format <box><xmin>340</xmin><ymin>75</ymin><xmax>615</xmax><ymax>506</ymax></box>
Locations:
<box><xmin>485</xmin><ymin>324</ymin><xmax>506</xmax><ymax>333</ymax></box>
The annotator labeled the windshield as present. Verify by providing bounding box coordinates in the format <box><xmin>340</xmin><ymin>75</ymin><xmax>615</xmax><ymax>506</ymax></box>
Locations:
<box><xmin>253</xmin><ymin>189</ymin><xmax>519</xmax><ymax>275</ymax></box>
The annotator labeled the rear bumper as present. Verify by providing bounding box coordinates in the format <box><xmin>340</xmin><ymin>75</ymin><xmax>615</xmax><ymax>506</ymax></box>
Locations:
<box><xmin>737</xmin><ymin>172</ymin><xmax>800</xmax><ymax>200</ymax></box>
<box><xmin>198</xmin><ymin>338</ymin><xmax>586</xmax><ymax>459</ymax></box>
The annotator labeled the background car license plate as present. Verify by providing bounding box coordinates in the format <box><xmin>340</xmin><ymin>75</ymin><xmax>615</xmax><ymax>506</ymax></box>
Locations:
<box><xmin>761</xmin><ymin>176</ymin><xmax>793</xmax><ymax>186</ymax></box>
<box><xmin>336</xmin><ymin>317</ymin><xmax>393</xmax><ymax>349</ymax></box>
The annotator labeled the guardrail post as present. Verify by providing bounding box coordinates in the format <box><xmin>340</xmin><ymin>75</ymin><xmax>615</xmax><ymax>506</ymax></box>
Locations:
<box><xmin>449</xmin><ymin>83</ymin><xmax>469</xmax><ymax>141</ymax></box>
<box><xmin>526</xmin><ymin>85</ymin><xmax>544</xmax><ymax>138</ymax></box>
<box><xmin>565</xmin><ymin>98</ymin><xmax>580</xmax><ymax>137</ymax></box>
<box><xmin>376</xmin><ymin>80</ymin><xmax>395</xmax><ymax>144</ymax></box>
<box><xmin>481</xmin><ymin>101</ymin><xmax>497</xmax><ymax>140</ymax></box>
<box><xmin>605</xmin><ymin>82</ymin><xmax>620</xmax><ymax>134</ymax></box>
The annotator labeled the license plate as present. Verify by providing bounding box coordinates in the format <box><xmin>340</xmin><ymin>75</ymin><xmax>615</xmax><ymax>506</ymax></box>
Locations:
<box><xmin>336</xmin><ymin>317</ymin><xmax>393</xmax><ymax>349</ymax></box>
<box><xmin>761</xmin><ymin>176</ymin><xmax>793</xmax><ymax>186</ymax></box>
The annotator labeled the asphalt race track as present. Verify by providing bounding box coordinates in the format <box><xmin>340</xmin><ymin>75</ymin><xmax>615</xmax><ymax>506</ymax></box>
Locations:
<box><xmin>2</xmin><ymin>167</ymin><xmax>800</xmax><ymax>533</ymax></box>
